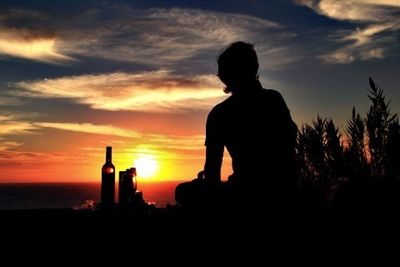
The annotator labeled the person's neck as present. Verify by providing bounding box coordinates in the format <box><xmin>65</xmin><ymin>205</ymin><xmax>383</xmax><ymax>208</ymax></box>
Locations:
<box><xmin>232</xmin><ymin>80</ymin><xmax>262</xmax><ymax>95</ymax></box>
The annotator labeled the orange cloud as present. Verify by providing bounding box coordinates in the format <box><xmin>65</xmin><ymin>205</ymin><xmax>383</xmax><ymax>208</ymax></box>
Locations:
<box><xmin>0</xmin><ymin>141</ymin><xmax>22</xmax><ymax>151</ymax></box>
<box><xmin>17</xmin><ymin>71</ymin><xmax>226</xmax><ymax>112</ymax></box>
<box><xmin>0</xmin><ymin>30</ymin><xmax>74</xmax><ymax>63</ymax></box>
<box><xmin>0</xmin><ymin>114</ymin><xmax>38</xmax><ymax>135</ymax></box>
<box><xmin>35</xmin><ymin>122</ymin><xmax>140</xmax><ymax>138</ymax></box>
<box><xmin>0</xmin><ymin>122</ymin><xmax>36</xmax><ymax>135</ymax></box>
<box><xmin>26</xmin><ymin>120</ymin><xmax>205</xmax><ymax>156</ymax></box>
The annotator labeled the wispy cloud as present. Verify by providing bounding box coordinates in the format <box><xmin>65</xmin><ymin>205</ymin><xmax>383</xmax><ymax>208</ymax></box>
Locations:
<box><xmin>35</xmin><ymin>122</ymin><xmax>140</xmax><ymax>138</ymax></box>
<box><xmin>297</xmin><ymin>0</ymin><xmax>400</xmax><ymax>21</ymax></box>
<box><xmin>0</xmin><ymin>141</ymin><xmax>22</xmax><ymax>152</ymax></box>
<box><xmin>16</xmin><ymin>70</ymin><xmax>226</xmax><ymax>112</ymax></box>
<box><xmin>0</xmin><ymin>95</ymin><xmax>22</xmax><ymax>106</ymax></box>
<box><xmin>27</xmin><ymin>121</ymin><xmax>204</xmax><ymax>151</ymax></box>
<box><xmin>0</xmin><ymin>115</ymin><xmax>14</xmax><ymax>122</ymax></box>
<box><xmin>0</xmin><ymin>30</ymin><xmax>74</xmax><ymax>63</ymax></box>
<box><xmin>0</xmin><ymin>114</ymin><xmax>37</xmax><ymax>135</ymax></box>
<box><xmin>0</xmin><ymin>114</ymin><xmax>142</xmax><ymax>141</ymax></box>
<box><xmin>0</xmin><ymin>6</ymin><xmax>296</xmax><ymax>69</ymax></box>
<box><xmin>297</xmin><ymin>0</ymin><xmax>400</xmax><ymax>64</ymax></box>
<box><xmin>0</xmin><ymin>123</ymin><xmax>33</xmax><ymax>136</ymax></box>
<box><xmin>60</xmin><ymin>6</ymin><xmax>292</xmax><ymax>69</ymax></box>
<box><xmin>72</xmin><ymin>7</ymin><xmax>288</xmax><ymax>69</ymax></box>
<box><xmin>145</xmin><ymin>134</ymin><xmax>204</xmax><ymax>151</ymax></box>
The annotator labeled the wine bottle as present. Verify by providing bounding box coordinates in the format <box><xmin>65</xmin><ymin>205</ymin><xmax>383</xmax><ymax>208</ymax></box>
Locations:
<box><xmin>101</xmin><ymin>146</ymin><xmax>115</xmax><ymax>208</ymax></box>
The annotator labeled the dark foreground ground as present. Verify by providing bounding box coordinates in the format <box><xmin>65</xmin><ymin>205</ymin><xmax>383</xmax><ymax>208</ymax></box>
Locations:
<box><xmin>2</xmin><ymin>204</ymin><xmax>399</xmax><ymax>234</ymax></box>
<box><xmin>4</xmin><ymin>177</ymin><xmax>400</xmax><ymax>260</ymax></box>
<box><xmin>2</xmin><ymin>206</ymin><xmax>400</xmax><ymax>263</ymax></box>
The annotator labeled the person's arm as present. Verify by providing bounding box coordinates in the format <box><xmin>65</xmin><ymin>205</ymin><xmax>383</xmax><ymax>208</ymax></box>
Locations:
<box><xmin>203</xmin><ymin>107</ymin><xmax>224</xmax><ymax>182</ymax></box>
<box><xmin>204</xmin><ymin>143</ymin><xmax>223</xmax><ymax>182</ymax></box>
<box><xmin>276</xmin><ymin>91</ymin><xmax>298</xmax><ymax>143</ymax></box>
<box><xmin>272</xmin><ymin>90</ymin><xmax>298</xmax><ymax>165</ymax></box>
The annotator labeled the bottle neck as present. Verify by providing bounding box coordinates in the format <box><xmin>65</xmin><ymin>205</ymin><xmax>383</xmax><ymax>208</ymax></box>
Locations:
<box><xmin>106</xmin><ymin>147</ymin><xmax>112</xmax><ymax>163</ymax></box>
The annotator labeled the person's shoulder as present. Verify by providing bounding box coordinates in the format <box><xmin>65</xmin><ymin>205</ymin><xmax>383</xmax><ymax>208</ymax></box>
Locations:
<box><xmin>261</xmin><ymin>88</ymin><xmax>283</xmax><ymax>98</ymax></box>
<box><xmin>259</xmin><ymin>88</ymin><xmax>287</xmax><ymax>104</ymax></box>
<box><xmin>210</xmin><ymin>96</ymin><xmax>233</xmax><ymax>113</ymax></box>
<box><xmin>207</xmin><ymin>96</ymin><xmax>233</xmax><ymax>122</ymax></box>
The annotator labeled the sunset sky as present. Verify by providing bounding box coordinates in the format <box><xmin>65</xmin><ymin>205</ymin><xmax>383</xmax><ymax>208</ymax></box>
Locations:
<box><xmin>0</xmin><ymin>0</ymin><xmax>399</xmax><ymax>183</ymax></box>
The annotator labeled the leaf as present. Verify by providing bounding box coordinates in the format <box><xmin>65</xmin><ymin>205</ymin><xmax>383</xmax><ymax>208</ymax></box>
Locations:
<box><xmin>369</xmin><ymin>77</ymin><xmax>376</xmax><ymax>91</ymax></box>
<box><xmin>388</xmin><ymin>114</ymin><xmax>398</xmax><ymax>124</ymax></box>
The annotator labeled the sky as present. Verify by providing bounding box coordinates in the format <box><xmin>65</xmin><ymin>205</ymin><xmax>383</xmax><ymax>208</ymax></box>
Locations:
<box><xmin>0</xmin><ymin>0</ymin><xmax>399</xmax><ymax>183</ymax></box>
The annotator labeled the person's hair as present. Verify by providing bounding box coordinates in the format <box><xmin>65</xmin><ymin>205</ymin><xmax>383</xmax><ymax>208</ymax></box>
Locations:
<box><xmin>217</xmin><ymin>41</ymin><xmax>259</xmax><ymax>93</ymax></box>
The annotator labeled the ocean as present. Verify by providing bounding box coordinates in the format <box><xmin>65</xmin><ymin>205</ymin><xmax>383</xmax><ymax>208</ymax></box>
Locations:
<box><xmin>0</xmin><ymin>181</ymin><xmax>180</xmax><ymax>210</ymax></box>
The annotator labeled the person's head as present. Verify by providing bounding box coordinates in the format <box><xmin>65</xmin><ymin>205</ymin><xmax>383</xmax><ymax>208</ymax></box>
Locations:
<box><xmin>217</xmin><ymin>41</ymin><xmax>259</xmax><ymax>93</ymax></box>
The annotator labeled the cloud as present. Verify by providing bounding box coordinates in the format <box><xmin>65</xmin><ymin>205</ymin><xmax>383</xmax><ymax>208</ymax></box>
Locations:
<box><xmin>0</xmin><ymin>6</ymin><xmax>296</xmax><ymax>69</ymax></box>
<box><xmin>0</xmin><ymin>114</ymin><xmax>37</xmax><ymax>135</ymax></box>
<box><xmin>0</xmin><ymin>146</ymin><xmax>72</xmax><ymax>170</ymax></box>
<box><xmin>145</xmin><ymin>134</ymin><xmax>204</xmax><ymax>151</ymax></box>
<box><xmin>321</xmin><ymin>50</ymin><xmax>355</xmax><ymax>64</ymax></box>
<box><xmin>31</xmin><ymin>121</ymin><xmax>204</xmax><ymax>150</ymax></box>
<box><xmin>59</xmin><ymin>7</ymin><xmax>291</xmax><ymax>69</ymax></box>
<box><xmin>297</xmin><ymin>0</ymin><xmax>396</xmax><ymax>21</ymax></box>
<box><xmin>16</xmin><ymin>70</ymin><xmax>226</xmax><ymax>112</ymax></box>
<box><xmin>0</xmin><ymin>30</ymin><xmax>74</xmax><ymax>63</ymax></box>
<box><xmin>77</xmin><ymin>7</ymin><xmax>286</xmax><ymax>69</ymax></box>
<box><xmin>35</xmin><ymin>122</ymin><xmax>140</xmax><ymax>138</ymax></box>
<box><xmin>114</xmin><ymin>133</ymin><xmax>205</xmax><ymax>163</ymax></box>
<box><xmin>0</xmin><ymin>95</ymin><xmax>22</xmax><ymax>106</ymax></box>
<box><xmin>0</xmin><ymin>122</ymin><xmax>36</xmax><ymax>135</ymax></box>
<box><xmin>0</xmin><ymin>141</ymin><xmax>22</xmax><ymax>152</ymax></box>
<box><xmin>0</xmin><ymin>114</ymin><xmax>142</xmax><ymax>140</ymax></box>
<box><xmin>297</xmin><ymin>0</ymin><xmax>400</xmax><ymax>21</ymax></box>
<box><xmin>0</xmin><ymin>115</ymin><xmax>14</xmax><ymax>122</ymax></box>
<box><xmin>343</xmin><ymin>23</ymin><xmax>395</xmax><ymax>47</ymax></box>
<box><xmin>297</xmin><ymin>0</ymin><xmax>400</xmax><ymax>64</ymax></box>
<box><xmin>360</xmin><ymin>48</ymin><xmax>385</xmax><ymax>60</ymax></box>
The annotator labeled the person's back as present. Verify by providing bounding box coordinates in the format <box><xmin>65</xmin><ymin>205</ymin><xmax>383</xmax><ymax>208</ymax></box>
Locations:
<box><xmin>176</xmin><ymin>41</ymin><xmax>298</xmax><ymax>211</ymax></box>
<box><xmin>208</xmin><ymin>87</ymin><xmax>297</xmax><ymax>187</ymax></box>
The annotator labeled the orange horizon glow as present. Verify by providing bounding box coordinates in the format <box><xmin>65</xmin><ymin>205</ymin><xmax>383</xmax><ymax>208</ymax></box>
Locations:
<box><xmin>0</xmin><ymin>143</ymin><xmax>233</xmax><ymax>183</ymax></box>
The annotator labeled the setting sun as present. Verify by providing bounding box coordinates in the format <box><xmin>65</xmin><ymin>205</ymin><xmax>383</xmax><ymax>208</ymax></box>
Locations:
<box><xmin>134</xmin><ymin>156</ymin><xmax>158</xmax><ymax>179</ymax></box>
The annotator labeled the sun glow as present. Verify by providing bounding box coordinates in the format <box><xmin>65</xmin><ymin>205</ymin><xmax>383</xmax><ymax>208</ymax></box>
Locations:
<box><xmin>134</xmin><ymin>156</ymin><xmax>158</xmax><ymax>179</ymax></box>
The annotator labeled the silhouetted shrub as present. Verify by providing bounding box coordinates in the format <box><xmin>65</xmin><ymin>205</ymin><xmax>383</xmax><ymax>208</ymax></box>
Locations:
<box><xmin>343</xmin><ymin>107</ymin><xmax>368</xmax><ymax>179</ymax></box>
<box><xmin>366</xmin><ymin>77</ymin><xmax>397</xmax><ymax>177</ymax></box>
<box><xmin>296</xmin><ymin>78</ymin><xmax>399</xmax><ymax>205</ymax></box>
<box><xmin>386</xmin><ymin>119</ymin><xmax>400</xmax><ymax>178</ymax></box>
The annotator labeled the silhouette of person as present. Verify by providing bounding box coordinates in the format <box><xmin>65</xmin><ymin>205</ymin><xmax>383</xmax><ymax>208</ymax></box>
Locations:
<box><xmin>176</xmin><ymin>41</ymin><xmax>298</xmax><ymax>211</ymax></box>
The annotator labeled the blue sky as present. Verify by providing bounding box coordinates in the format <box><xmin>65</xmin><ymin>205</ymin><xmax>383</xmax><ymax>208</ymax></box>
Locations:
<box><xmin>0</xmin><ymin>0</ymin><xmax>399</xmax><ymax>181</ymax></box>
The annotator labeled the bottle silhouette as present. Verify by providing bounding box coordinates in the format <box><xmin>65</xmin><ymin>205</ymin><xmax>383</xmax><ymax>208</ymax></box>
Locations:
<box><xmin>119</xmin><ymin>167</ymin><xmax>137</xmax><ymax>209</ymax></box>
<box><xmin>101</xmin><ymin>146</ymin><xmax>115</xmax><ymax>209</ymax></box>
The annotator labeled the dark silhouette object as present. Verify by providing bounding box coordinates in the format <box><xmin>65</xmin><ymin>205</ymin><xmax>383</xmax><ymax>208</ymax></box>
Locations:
<box><xmin>176</xmin><ymin>41</ymin><xmax>298</xmax><ymax>212</ymax></box>
<box><xmin>366</xmin><ymin>77</ymin><xmax>398</xmax><ymax>177</ymax></box>
<box><xmin>296</xmin><ymin>117</ymin><xmax>345</xmax><ymax>203</ymax></box>
<box><xmin>386</xmin><ymin>119</ymin><xmax>400</xmax><ymax>178</ymax></box>
<box><xmin>119</xmin><ymin>168</ymin><xmax>137</xmax><ymax>209</ymax></box>
<box><xmin>343</xmin><ymin>107</ymin><xmax>368</xmax><ymax>180</ymax></box>
<box><xmin>101</xmin><ymin>146</ymin><xmax>115</xmax><ymax>209</ymax></box>
<box><xmin>295</xmin><ymin>78</ymin><xmax>400</xmax><ymax>217</ymax></box>
<box><xmin>118</xmin><ymin>167</ymin><xmax>149</xmax><ymax>212</ymax></box>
